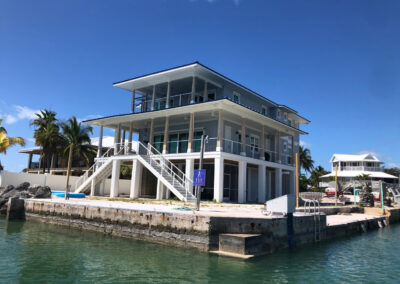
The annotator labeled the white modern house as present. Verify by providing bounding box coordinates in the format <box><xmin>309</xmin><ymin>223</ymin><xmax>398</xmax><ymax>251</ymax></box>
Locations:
<box><xmin>75</xmin><ymin>62</ymin><xmax>309</xmax><ymax>203</ymax></box>
<box><xmin>320</xmin><ymin>154</ymin><xmax>398</xmax><ymax>183</ymax></box>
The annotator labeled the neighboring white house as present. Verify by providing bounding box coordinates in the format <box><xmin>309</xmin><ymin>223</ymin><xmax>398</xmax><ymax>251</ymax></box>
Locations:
<box><xmin>320</xmin><ymin>153</ymin><xmax>398</xmax><ymax>183</ymax></box>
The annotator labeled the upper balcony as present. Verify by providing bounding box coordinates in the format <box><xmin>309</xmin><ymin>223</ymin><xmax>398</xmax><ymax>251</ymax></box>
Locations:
<box><xmin>113</xmin><ymin>62</ymin><xmax>309</xmax><ymax>131</ymax></box>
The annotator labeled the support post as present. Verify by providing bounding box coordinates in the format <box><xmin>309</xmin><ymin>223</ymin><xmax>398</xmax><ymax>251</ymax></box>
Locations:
<box><xmin>213</xmin><ymin>157</ymin><xmax>224</xmax><ymax>203</ymax></box>
<box><xmin>216</xmin><ymin>109</ymin><xmax>223</xmax><ymax>151</ymax></box>
<box><xmin>151</xmin><ymin>85</ymin><xmax>156</xmax><ymax>111</ymax></box>
<box><xmin>110</xmin><ymin>159</ymin><xmax>121</xmax><ymax>198</ymax></box>
<box><xmin>149</xmin><ymin>119</ymin><xmax>154</xmax><ymax>147</ymax></box>
<box><xmin>130</xmin><ymin>159</ymin><xmax>142</xmax><ymax>199</ymax></box>
<box><xmin>97</xmin><ymin>126</ymin><xmax>103</xmax><ymax>158</ymax></box>
<box><xmin>187</xmin><ymin>113</ymin><xmax>194</xmax><ymax>153</ymax></box>
<box><xmin>260</xmin><ymin>125</ymin><xmax>265</xmax><ymax>160</ymax></box>
<box><xmin>185</xmin><ymin>158</ymin><xmax>194</xmax><ymax>194</ymax></box>
<box><xmin>156</xmin><ymin>179</ymin><xmax>164</xmax><ymax>200</ymax></box>
<box><xmin>296</xmin><ymin>153</ymin><xmax>299</xmax><ymax>207</ymax></box>
<box><xmin>166</xmin><ymin>82</ymin><xmax>171</xmax><ymax>108</ymax></box>
<box><xmin>277</xmin><ymin>132</ymin><xmax>281</xmax><ymax>163</ymax></box>
<box><xmin>28</xmin><ymin>153</ymin><xmax>33</xmax><ymax>169</ymax></box>
<box><xmin>190</xmin><ymin>76</ymin><xmax>196</xmax><ymax>104</ymax></box>
<box><xmin>162</xmin><ymin>116</ymin><xmax>169</xmax><ymax>154</ymax></box>
<box><xmin>275</xmin><ymin>168</ymin><xmax>282</xmax><ymax>197</ymax></box>
<box><xmin>203</xmin><ymin>81</ymin><xmax>208</xmax><ymax>102</ymax></box>
<box><xmin>291</xmin><ymin>135</ymin><xmax>295</xmax><ymax>165</ymax></box>
<box><xmin>90</xmin><ymin>178</ymin><xmax>96</xmax><ymax>196</ymax></box>
<box><xmin>238</xmin><ymin>161</ymin><xmax>247</xmax><ymax>203</ymax></box>
<box><xmin>128</xmin><ymin>122</ymin><xmax>133</xmax><ymax>152</ymax></box>
<box><xmin>258</xmin><ymin>165</ymin><xmax>266</xmax><ymax>203</ymax></box>
<box><xmin>131</xmin><ymin>89</ymin><xmax>135</xmax><ymax>113</ymax></box>
<box><xmin>241</xmin><ymin>118</ymin><xmax>246</xmax><ymax>156</ymax></box>
<box><xmin>122</xmin><ymin>130</ymin><xmax>126</xmax><ymax>154</ymax></box>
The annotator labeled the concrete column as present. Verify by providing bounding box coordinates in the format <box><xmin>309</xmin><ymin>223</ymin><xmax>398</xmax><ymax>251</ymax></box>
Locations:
<box><xmin>99</xmin><ymin>180</ymin><xmax>105</xmax><ymax>196</ymax></box>
<box><xmin>241</xmin><ymin>118</ymin><xmax>246</xmax><ymax>156</ymax></box>
<box><xmin>114</xmin><ymin>124</ymin><xmax>121</xmax><ymax>153</ymax></box>
<box><xmin>238</xmin><ymin>161</ymin><xmax>247</xmax><ymax>203</ymax></box>
<box><xmin>187</xmin><ymin>113</ymin><xmax>194</xmax><ymax>153</ymax></box>
<box><xmin>190</xmin><ymin>76</ymin><xmax>196</xmax><ymax>104</ymax></box>
<box><xmin>258</xmin><ymin>165</ymin><xmax>266</xmax><ymax>203</ymax></box>
<box><xmin>260</xmin><ymin>125</ymin><xmax>265</xmax><ymax>160</ymax></box>
<box><xmin>275</xmin><ymin>168</ymin><xmax>282</xmax><ymax>197</ymax></box>
<box><xmin>156</xmin><ymin>179</ymin><xmax>164</xmax><ymax>200</ymax></box>
<box><xmin>162</xmin><ymin>116</ymin><xmax>169</xmax><ymax>154</ymax></box>
<box><xmin>28</xmin><ymin>153</ymin><xmax>33</xmax><ymax>169</ymax></box>
<box><xmin>90</xmin><ymin>178</ymin><xmax>96</xmax><ymax>196</ymax></box>
<box><xmin>151</xmin><ymin>85</ymin><xmax>156</xmax><ymax>111</ymax></box>
<box><xmin>277</xmin><ymin>132</ymin><xmax>281</xmax><ymax>163</ymax></box>
<box><xmin>213</xmin><ymin>157</ymin><xmax>224</xmax><ymax>202</ymax></box>
<box><xmin>149</xmin><ymin>119</ymin><xmax>154</xmax><ymax>146</ymax></box>
<box><xmin>216</xmin><ymin>109</ymin><xmax>223</xmax><ymax>151</ymax></box>
<box><xmin>110</xmin><ymin>159</ymin><xmax>121</xmax><ymax>198</ymax></box>
<box><xmin>267</xmin><ymin>170</ymin><xmax>272</xmax><ymax>200</ymax></box>
<box><xmin>97</xmin><ymin>126</ymin><xmax>103</xmax><ymax>158</ymax></box>
<box><xmin>131</xmin><ymin>89</ymin><xmax>135</xmax><ymax>113</ymax></box>
<box><xmin>128</xmin><ymin>123</ymin><xmax>133</xmax><ymax>152</ymax></box>
<box><xmin>185</xmin><ymin>158</ymin><xmax>194</xmax><ymax>194</ymax></box>
<box><xmin>130</xmin><ymin>159</ymin><xmax>142</xmax><ymax>199</ymax></box>
<box><xmin>203</xmin><ymin>81</ymin><xmax>208</xmax><ymax>102</ymax></box>
<box><xmin>291</xmin><ymin>136</ymin><xmax>295</xmax><ymax>165</ymax></box>
<box><xmin>166</xmin><ymin>82</ymin><xmax>171</xmax><ymax>108</ymax></box>
<box><xmin>122</xmin><ymin>130</ymin><xmax>126</xmax><ymax>154</ymax></box>
<box><xmin>290</xmin><ymin>170</ymin><xmax>296</xmax><ymax>195</ymax></box>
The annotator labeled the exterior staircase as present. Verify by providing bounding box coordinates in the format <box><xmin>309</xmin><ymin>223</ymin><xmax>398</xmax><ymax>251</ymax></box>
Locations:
<box><xmin>74</xmin><ymin>142</ymin><xmax>196</xmax><ymax>202</ymax></box>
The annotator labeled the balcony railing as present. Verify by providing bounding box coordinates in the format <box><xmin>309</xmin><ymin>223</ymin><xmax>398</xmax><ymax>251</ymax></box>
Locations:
<box><xmin>340</xmin><ymin>166</ymin><xmax>383</xmax><ymax>172</ymax></box>
<box><xmin>135</xmin><ymin>92</ymin><xmax>192</xmax><ymax>113</ymax></box>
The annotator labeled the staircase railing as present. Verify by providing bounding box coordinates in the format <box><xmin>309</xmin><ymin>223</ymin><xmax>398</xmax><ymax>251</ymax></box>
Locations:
<box><xmin>74</xmin><ymin>147</ymin><xmax>116</xmax><ymax>190</ymax></box>
<box><xmin>115</xmin><ymin>141</ymin><xmax>195</xmax><ymax>201</ymax></box>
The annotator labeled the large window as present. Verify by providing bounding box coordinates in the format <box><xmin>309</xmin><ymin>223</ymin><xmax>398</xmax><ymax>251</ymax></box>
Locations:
<box><xmin>153</xmin><ymin>135</ymin><xmax>164</xmax><ymax>152</ymax></box>
<box><xmin>250</xmin><ymin>135</ymin><xmax>259</xmax><ymax>153</ymax></box>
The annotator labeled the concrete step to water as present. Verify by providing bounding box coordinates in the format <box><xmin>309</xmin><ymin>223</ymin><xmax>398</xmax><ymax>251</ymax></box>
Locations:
<box><xmin>211</xmin><ymin>233</ymin><xmax>264</xmax><ymax>259</ymax></box>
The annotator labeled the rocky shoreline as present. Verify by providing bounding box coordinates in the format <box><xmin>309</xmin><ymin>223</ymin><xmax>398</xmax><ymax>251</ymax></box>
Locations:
<box><xmin>0</xmin><ymin>182</ymin><xmax>52</xmax><ymax>215</ymax></box>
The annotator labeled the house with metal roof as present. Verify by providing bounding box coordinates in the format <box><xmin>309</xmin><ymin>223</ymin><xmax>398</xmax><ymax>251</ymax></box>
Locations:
<box><xmin>320</xmin><ymin>153</ymin><xmax>398</xmax><ymax>182</ymax></box>
<box><xmin>75</xmin><ymin>62</ymin><xmax>309</xmax><ymax>203</ymax></box>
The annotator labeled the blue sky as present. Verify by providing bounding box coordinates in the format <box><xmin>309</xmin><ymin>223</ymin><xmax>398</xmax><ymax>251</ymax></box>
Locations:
<box><xmin>1</xmin><ymin>0</ymin><xmax>400</xmax><ymax>172</ymax></box>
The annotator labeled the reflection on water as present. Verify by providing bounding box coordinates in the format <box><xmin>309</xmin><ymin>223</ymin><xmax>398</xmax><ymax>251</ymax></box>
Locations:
<box><xmin>0</xmin><ymin>217</ymin><xmax>399</xmax><ymax>283</ymax></box>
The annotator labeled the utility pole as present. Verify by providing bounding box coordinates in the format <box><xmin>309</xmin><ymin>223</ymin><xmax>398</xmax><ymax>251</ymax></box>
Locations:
<box><xmin>196</xmin><ymin>133</ymin><xmax>208</xmax><ymax>211</ymax></box>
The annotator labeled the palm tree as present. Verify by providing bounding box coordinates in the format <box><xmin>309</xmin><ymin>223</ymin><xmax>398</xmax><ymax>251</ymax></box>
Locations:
<box><xmin>31</xmin><ymin>110</ymin><xmax>58</xmax><ymax>173</ymax></box>
<box><xmin>309</xmin><ymin>166</ymin><xmax>328</xmax><ymax>188</ymax></box>
<box><xmin>0</xmin><ymin>119</ymin><xmax>26</xmax><ymax>170</ymax></box>
<box><xmin>299</xmin><ymin>145</ymin><xmax>314</xmax><ymax>174</ymax></box>
<box><xmin>61</xmin><ymin>116</ymin><xmax>95</xmax><ymax>199</ymax></box>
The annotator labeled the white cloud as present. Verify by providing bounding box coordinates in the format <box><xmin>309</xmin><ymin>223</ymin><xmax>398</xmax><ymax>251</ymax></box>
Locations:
<box><xmin>299</xmin><ymin>140</ymin><xmax>311</xmax><ymax>148</ymax></box>
<box><xmin>355</xmin><ymin>150</ymin><xmax>383</xmax><ymax>159</ymax></box>
<box><xmin>1</xmin><ymin>105</ymin><xmax>40</xmax><ymax>125</ymax></box>
<box><xmin>387</xmin><ymin>162</ymin><xmax>400</xmax><ymax>169</ymax></box>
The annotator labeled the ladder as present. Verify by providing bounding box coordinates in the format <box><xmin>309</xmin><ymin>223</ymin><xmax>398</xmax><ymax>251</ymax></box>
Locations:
<box><xmin>304</xmin><ymin>199</ymin><xmax>321</xmax><ymax>242</ymax></box>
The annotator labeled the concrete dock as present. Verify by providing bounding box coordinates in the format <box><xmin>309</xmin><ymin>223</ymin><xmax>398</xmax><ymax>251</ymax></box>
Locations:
<box><xmin>21</xmin><ymin>199</ymin><xmax>400</xmax><ymax>259</ymax></box>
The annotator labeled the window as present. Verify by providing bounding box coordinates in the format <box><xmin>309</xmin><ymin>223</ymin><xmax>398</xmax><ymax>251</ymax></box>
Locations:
<box><xmin>277</xmin><ymin>110</ymin><xmax>281</xmax><ymax>119</ymax></box>
<box><xmin>283</xmin><ymin>112</ymin><xmax>288</xmax><ymax>121</ymax></box>
<box><xmin>261</xmin><ymin>106</ymin><xmax>267</xmax><ymax>115</ymax></box>
<box><xmin>208</xmin><ymin>90</ymin><xmax>216</xmax><ymax>101</ymax></box>
<box><xmin>233</xmin><ymin>92</ymin><xmax>240</xmax><ymax>103</ymax></box>
<box><xmin>250</xmin><ymin>136</ymin><xmax>259</xmax><ymax>153</ymax></box>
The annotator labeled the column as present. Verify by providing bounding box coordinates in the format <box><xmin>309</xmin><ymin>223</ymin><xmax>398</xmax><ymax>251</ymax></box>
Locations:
<box><xmin>162</xmin><ymin>116</ymin><xmax>169</xmax><ymax>154</ymax></box>
<box><xmin>122</xmin><ymin>130</ymin><xmax>126</xmax><ymax>154</ymax></box>
<box><xmin>97</xmin><ymin>126</ymin><xmax>103</xmax><ymax>158</ymax></box>
<box><xmin>203</xmin><ymin>81</ymin><xmax>208</xmax><ymax>102</ymax></box>
<box><xmin>128</xmin><ymin>123</ymin><xmax>133</xmax><ymax>153</ymax></box>
<box><xmin>130</xmin><ymin>159</ymin><xmax>142</xmax><ymax>199</ymax></box>
<box><xmin>291</xmin><ymin>136</ymin><xmax>295</xmax><ymax>165</ymax></box>
<box><xmin>277</xmin><ymin>132</ymin><xmax>281</xmax><ymax>163</ymax></box>
<box><xmin>260</xmin><ymin>125</ymin><xmax>265</xmax><ymax>160</ymax></box>
<box><xmin>290</xmin><ymin>170</ymin><xmax>296</xmax><ymax>195</ymax></box>
<box><xmin>241</xmin><ymin>118</ymin><xmax>246</xmax><ymax>156</ymax></box>
<box><xmin>258</xmin><ymin>165</ymin><xmax>266</xmax><ymax>203</ymax></box>
<box><xmin>28</xmin><ymin>153</ymin><xmax>33</xmax><ymax>169</ymax></box>
<box><xmin>216</xmin><ymin>110</ymin><xmax>223</xmax><ymax>151</ymax></box>
<box><xmin>90</xmin><ymin>178</ymin><xmax>96</xmax><ymax>196</ymax></box>
<box><xmin>110</xmin><ymin>159</ymin><xmax>121</xmax><ymax>198</ymax></box>
<box><xmin>166</xmin><ymin>82</ymin><xmax>171</xmax><ymax>108</ymax></box>
<box><xmin>275</xmin><ymin>168</ymin><xmax>282</xmax><ymax>197</ymax></box>
<box><xmin>151</xmin><ymin>85</ymin><xmax>156</xmax><ymax>111</ymax></box>
<box><xmin>149</xmin><ymin>119</ymin><xmax>154</xmax><ymax>146</ymax></box>
<box><xmin>131</xmin><ymin>89</ymin><xmax>136</xmax><ymax>113</ymax></box>
<box><xmin>99</xmin><ymin>180</ymin><xmax>105</xmax><ymax>196</ymax></box>
<box><xmin>190</xmin><ymin>77</ymin><xmax>196</xmax><ymax>104</ymax></box>
<box><xmin>267</xmin><ymin>170</ymin><xmax>272</xmax><ymax>200</ymax></box>
<box><xmin>187</xmin><ymin>113</ymin><xmax>194</xmax><ymax>153</ymax></box>
<box><xmin>238</xmin><ymin>161</ymin><xmax>247</xmax><ymax>203</ymax></box>
<box><xmin>185</xmin><ymin>158</ymin><xmax>194</xmax><ymax>194</ymax></box>
<box><xmin>156</xmin><ymin>179</ymin><xmax>164</xmax><ymax>200</ymax></box>
<box><xmin>213</xmin><ymin>157</ymin><xmax>224</xmax><ymax>202</ymax></box>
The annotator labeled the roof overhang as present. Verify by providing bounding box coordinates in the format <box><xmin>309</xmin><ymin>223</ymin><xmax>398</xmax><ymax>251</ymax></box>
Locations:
<box><xmin>84</xmin><ymin>99</ymin><xmax>307</xmax><ymax>136</ymax></box>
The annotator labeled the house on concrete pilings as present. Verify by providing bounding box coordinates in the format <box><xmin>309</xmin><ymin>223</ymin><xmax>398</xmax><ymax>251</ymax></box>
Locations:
<box><xmin>80</xmin><ymin>62</ymin><xmax>309</xmax><ymax>203</ymax></box>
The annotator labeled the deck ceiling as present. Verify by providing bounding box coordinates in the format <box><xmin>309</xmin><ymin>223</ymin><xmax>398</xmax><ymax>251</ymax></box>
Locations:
<box><xmin>84</xmin><ymin>100</ymin><xmax>307</xmax><ymax>136</ymax></box>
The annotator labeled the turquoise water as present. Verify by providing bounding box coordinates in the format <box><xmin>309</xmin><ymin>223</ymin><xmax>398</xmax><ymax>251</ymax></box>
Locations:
<box><xmin>0</xmin><ymin>217</ymin><xmax>399</xmax><ymax>283</ymax></box>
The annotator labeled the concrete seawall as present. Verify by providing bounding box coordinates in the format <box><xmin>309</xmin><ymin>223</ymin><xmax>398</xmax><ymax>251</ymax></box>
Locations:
<box><xmin>22</xmin><ymin>199</ymin><xmax>400</xmax><ymax>258</ymax></box>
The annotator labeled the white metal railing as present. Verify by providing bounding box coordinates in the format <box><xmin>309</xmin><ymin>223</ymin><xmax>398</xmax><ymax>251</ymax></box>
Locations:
<box><xmin>136</xmin><ymin>141</ymin><xmax>194</xmax><ymax>201</ymax></box>
<box><xmin>135</xmin><ymin>92</ymin><xmax>192</xmax><ymax>112</ymax></box>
